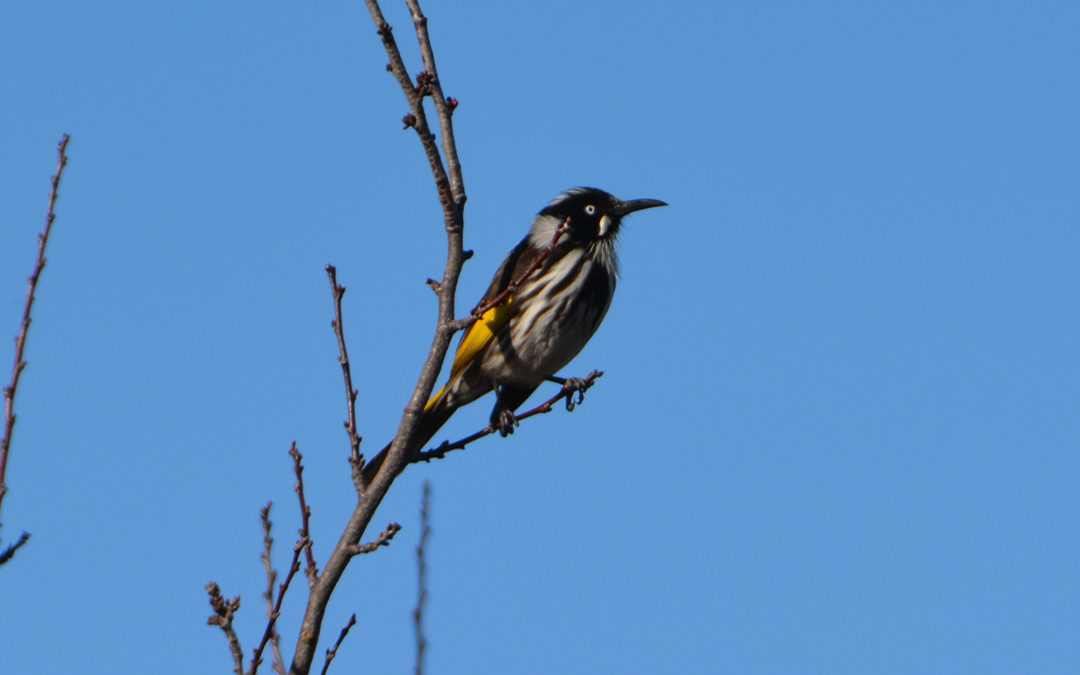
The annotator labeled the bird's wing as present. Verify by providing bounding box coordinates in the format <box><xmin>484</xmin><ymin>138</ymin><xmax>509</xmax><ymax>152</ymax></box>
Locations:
<box><xmin>425</xmin><ymin>237</ymin><xmax>545</xmax><ymax>413</ymax></box>
<box><xmin>424</xmin><ymin>293</ymin><xmax>513</xmax><ymax>414</ymax></box>
<box><xmin>448</xmin><ymin>236</ymin><xmax>540</xmax><ymax>378</ymax></box>
<box><xmin>447</xmin><ymin>296</ymin><xmax>513</xmax><ymax>379</ymax></box>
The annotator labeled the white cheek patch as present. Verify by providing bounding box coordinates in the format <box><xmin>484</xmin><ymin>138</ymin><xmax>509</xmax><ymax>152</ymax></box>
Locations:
<box><xmin>598</xmin><ymin>214</ymin><xmax>613</xmax><ymax>237</ymax></box>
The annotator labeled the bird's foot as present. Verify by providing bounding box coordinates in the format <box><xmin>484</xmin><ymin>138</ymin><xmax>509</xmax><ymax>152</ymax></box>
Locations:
<box><xmin>494</xmin><ymin>408</ymin><xmax>518</xmax><ymax>437</ymax></box>
<box><xmin>548</xmin><ymin>375</ymin><xmax>589</xmax><ymax>411</ymax></box>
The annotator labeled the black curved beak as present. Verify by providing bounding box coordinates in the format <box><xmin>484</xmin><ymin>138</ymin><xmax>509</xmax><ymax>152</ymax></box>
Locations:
<box><xmin>614</xmin><ymin>198</ymin><xmax>668</xmax><ymax>217</ymax></box>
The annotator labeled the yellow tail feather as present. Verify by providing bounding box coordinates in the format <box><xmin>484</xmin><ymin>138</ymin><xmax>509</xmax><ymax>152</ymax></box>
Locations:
<box><xmin>424</xmin><ymin>383</ymin><xmax>448</xmax><ymax>413</ymax></box>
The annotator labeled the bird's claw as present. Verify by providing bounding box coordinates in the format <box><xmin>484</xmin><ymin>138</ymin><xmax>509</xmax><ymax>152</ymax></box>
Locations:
<box><xmin>495</xmin><ymin>408</ymin><xmax>518</xmax><ymax>437</ymax></box>
<box><xmin>561</xmin><ymin>377</ymin><xmax>588</xmax><ymax>411</ymax></box>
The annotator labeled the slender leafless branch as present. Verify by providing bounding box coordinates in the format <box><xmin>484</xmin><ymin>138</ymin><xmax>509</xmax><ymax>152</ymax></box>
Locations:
<box><xmin>208</xmin><ymin>448</ymin><xmax>321</xmax><ymax>674</ymax></box>
<box><xmin>346</xmin><ymin>522</ymin><xmax>402</xmax><ymax>556</ymax></box>
<box><xmin>0</xmin><ymin>531</ymin><xmax>31</xmax><ymax>566</ymax></box>
<box><xmin>319</xmin><ymin>614</ymin><xmax>357</xmax><ymax>675</ymax></box>
<box><xmin>249</xmin><ymin>447</ymin><xmax>317</xmax><ymax>675</ymax></box>
<box><xmin>413</xmin><ymin>482</ymin><xmax>431</xmax><ymax>675</ymax></box>
<box><xmin>325</xmin><ymin>266</ymin><xmax>364</xmax><ymax>489</ymax></box>
<box><xmin>403</xmin><ymin>0</ymin><xmax>464</xmax><ymax>200</ymax></box>
<box><xmin>207</xmin><ymin>582</ymin><xmax>245</xmax><ymax>675</ymax></box>
<box><xmin>413</xmin><ymin>371</ymin><xmax>603</xmax><ymax>463</ymax></box>
<box><xmin>259</xmin><ymin>504</ymin><xmax>287</xmax><ymax>675</ymax></box>
<box><xmin>289</xmin><ymin>443</ymin><xmax>319</xmax><ymax>583</ymax></box>
<box><xmin>1</xmin><ymin>134</ymin><xmax>70</xmax><ymax>563</ymax></box>
<box><xmin>252</xmin><ymin>532</ymin><xmax>309</xmax><ymax>675</ymax></box>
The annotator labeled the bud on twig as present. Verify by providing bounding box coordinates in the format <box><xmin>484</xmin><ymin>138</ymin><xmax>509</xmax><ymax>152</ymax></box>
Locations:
<box><xmin>415</xmin><ymin>71</ymin><xmax>434</xmax><ymax>97</ymax></box>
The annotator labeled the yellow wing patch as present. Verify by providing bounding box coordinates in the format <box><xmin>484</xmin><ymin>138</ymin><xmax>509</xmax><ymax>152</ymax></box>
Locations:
<box><xmin>451</xmin><ymin>298</ymin><xmax>514</xmax><ymax>376</ymax></box>
<box><xmin>424</xmin><ymin>296</ymin><xmax>514</xmax><ymax>412</ymax></box>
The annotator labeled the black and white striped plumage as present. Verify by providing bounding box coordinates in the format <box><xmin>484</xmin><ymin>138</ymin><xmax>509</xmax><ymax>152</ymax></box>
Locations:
<box><xmin>416</xmin><ymin>187</ymin><xmax>666</xmax><ymax>447</ymax></box>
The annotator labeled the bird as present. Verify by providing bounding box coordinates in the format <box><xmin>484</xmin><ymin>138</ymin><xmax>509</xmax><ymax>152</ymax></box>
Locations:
<box><xmin>408</xmin><ymin>186</ymin><xmax>667</xmax><ymax>453</ymax></box>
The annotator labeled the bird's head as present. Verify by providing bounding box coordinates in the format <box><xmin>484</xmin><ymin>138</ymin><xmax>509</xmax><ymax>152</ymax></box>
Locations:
<box><xmin>532</xmin><ymin>187</ymin><xmax>667</xmax><ymax>246</ymax></box>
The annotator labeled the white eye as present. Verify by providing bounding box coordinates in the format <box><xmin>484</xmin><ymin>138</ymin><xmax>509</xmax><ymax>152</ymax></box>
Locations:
<box><xmin>584</xmin><ymin>204</ymin><xmax>596</xmax><ymax>215</ymax></box>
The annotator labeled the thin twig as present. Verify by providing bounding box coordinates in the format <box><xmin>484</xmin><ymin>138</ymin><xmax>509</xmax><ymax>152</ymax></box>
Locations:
<box><xmin>247</xmin><ymin>447</ymin><xmax>316</xmax><ymax>675</ymax></box>
<box><xmin>414</xmin><ymin>482</ymin><xmax>431</xmax><ymax>675</ymax></box>
<box><xmin>206</xmin><ymin>582</ymin><xmax>245</xmax><ymax>675</ymax></box>
<box><xmin>367</xmin><ymin>0</ymin><xmax>463</xmax><ymax>224</ymax></box>
<box><xmin>413</xmin><ymin>371</ymin><xmax>604</xmax><ymax>464</ymax></box>
<box><xmin>326</xmin><ymin>266</ymin><xmax>364</xmax><ymax>489</ymax></box>
<box><xmin>260</xmin><ymin>504</ymin><xmax>287</xmax><ymax>675</ymax></box>
<box><xmin>252</xmin><ymin>532</ymin><xmax>310</xmax><ymax>675</ymax></box>
<box><xmin>404</xmin><ymin>0</ymin><xmax>464</xmax><ymax>201</ymax></box>
<box><xmin>319</xmin><ymin>614</ymin><xmax>357</xmax><ymax>675</ymax></box>
<box><xmin>289</xmin><ymin>444</ymin><xmax>319</xmax><ymax>583</ymax></box>
<box><xmin>1</xmin><ymin>134</ymin><xmax>70</xmax><ymax>555</ymax></box>
<box><xmin>0</xmin><ymin>531</ymin><xmax>31</xmax><ymax>566</ymax></box>
<box><xmin>347</xmin><ymin>522</ymin><xmax>402</xmax><ymax>556</ymax></box>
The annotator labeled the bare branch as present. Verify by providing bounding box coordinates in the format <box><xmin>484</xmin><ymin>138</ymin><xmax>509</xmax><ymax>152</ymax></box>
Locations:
<box><xmin>404</xmin><ymin>0</ymin><xmax>464</xmax><ymax>200</ymax></box>
<box><xmin>289</xmin><ymin>444</ymin><xmax>319</xmax><ymax>583</ymax></box>
<box><xmin>1</xmin><ymin>134</ymin><xmax>70</xmax><ymax>558</ymax></box>
<box><xmin>0</xmin><ymin>531</ymin><xmax>31</xmax><ymax>566</ymax></box>
<box><xmin>253</xmin><ymin>532</ymin><xmax>310</xmax><ymax>675</ymax></box>
<box><xmin>414</xmin><ymin>482</ymin><xmax>431</xmax><ymax>675</ymax></box>
<box><xmin>290</xmin><ymin>3</ymin><xmax>468</xmax><ymax>670</ymax></box>
<box><xmin>215</xmin><ymin>446</ymin><xmax>316</xmax><ymax>675</ymax></box>
<box><xmin>413</xmin><ymin>371</ymin><xmax>604</xmax><ymax>464</ymax></box>
<box><xmin>206</xmin><ymin>582</ymin><xmax>245</xmax><ymax>675</ymax></box>
<box><xmin>259</xmin><ymin>504</ymin><xmax>286</xmax><ymax>675</ymax></box>
<box><xmin>251</xmin><ymin>444</ymin><xmax>317</xmax><ymax>674</ymax></box>
<box><xmin>366</xmin><ymin>1</ymin><xmax>464</xmax><ymax>224</ymax></box>
<box><xmin>360</xmin><ymin>0</ymin><xmax>467</xmax><ymax>491</ymax></box>
<box><xmin>346</xmin><ymin>522</ymin><xmax>402</xmax><ymax>556</ymax></box>
<box><xmin>325</xmin><ymin>266</ymin><xmax>364</xmax><ymax>489</ymax></box>
<box><xmin>319</xmin><ymin>614</ymin><xmax>357</xmax><ymax>675</ymax></box>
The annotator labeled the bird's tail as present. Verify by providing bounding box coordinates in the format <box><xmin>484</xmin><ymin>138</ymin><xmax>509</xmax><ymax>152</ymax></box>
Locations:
<box><xmin>413</xmin><ymin>383</ymin><xmax>456</xmax><ymax>452</ymax></box>
<box><xmin>365</xmin><ymin>384</ymin><xmax>456</xmax><ymax>480</ymax></box>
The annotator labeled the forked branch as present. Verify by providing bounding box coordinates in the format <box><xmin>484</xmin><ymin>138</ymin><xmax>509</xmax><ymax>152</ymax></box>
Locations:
<box><xmin>259</xmin><ymin>504</ymin><xmax>287</xmax><ymax>675</ymax></box>
<box><xmin>288</xmin><ymin>4</ymin><xmax>468</xmax><ymax>672</ymax></box>
<box><xmin>209</xmin><ymin>445</ymin><xmax>318</xmax><ymax>675</ymax></box>
<box><xmin>326</xmin><ymin>267</ymin><xmax>364</xmax><ymax>487</ymax></box>
<box><xmin>207</xmin><ymin>583</ymin><xmax>245</xmax><ymax>675</ymax></box>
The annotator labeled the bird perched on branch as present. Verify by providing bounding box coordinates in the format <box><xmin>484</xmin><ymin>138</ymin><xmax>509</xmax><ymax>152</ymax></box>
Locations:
<box><xmin>412</xmin><ymin>187</ymin><xmax>666</xmax><ymax>451</ymax></box>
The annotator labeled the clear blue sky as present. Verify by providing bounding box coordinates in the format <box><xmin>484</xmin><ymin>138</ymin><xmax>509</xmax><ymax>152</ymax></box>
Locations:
<box><xmin>2</xmin><ymin>2</ymin><xmax>1078</xmax><ymax>673</ymax></box>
